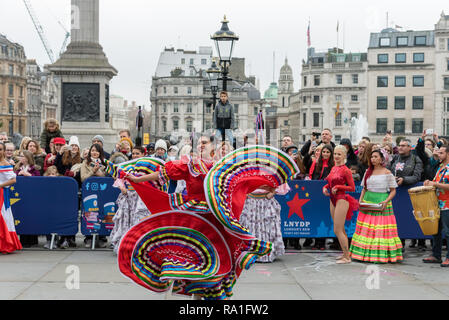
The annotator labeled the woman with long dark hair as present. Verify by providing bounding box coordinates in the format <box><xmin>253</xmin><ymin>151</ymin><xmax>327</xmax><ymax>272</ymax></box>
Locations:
<box><xmin>308</xmin><ymin>144</ymin><xmax>334</xmax><ymax>250</ymax></box>
<box><xmin>350</xmin><ymin>149</ymin><xmax>403</xmax><ymax>263</ymax></box>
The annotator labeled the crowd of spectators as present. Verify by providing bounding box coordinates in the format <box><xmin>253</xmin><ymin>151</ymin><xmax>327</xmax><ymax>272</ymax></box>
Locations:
<box><xmin>3</xmin><ymin>120</ymin><xmax>448</xmax><ymax>254</ymax></box>
<box><xmin>280</xmin><ymin>128</ymin><xmax>449</xmax><ymax>252</ymax></box>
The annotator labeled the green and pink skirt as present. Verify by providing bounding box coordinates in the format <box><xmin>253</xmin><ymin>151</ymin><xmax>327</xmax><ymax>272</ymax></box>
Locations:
<box><xmin>350</xmin><ymin>191</ymin><xmax>403</xmax><ymax>264</ymax></box>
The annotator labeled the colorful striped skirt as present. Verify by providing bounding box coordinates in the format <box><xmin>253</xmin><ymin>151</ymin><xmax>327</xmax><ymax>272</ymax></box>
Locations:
<box><xmin>349</xmin><ymin>191</ymin><xmax>403</xmax><ymax>264</ymax></box>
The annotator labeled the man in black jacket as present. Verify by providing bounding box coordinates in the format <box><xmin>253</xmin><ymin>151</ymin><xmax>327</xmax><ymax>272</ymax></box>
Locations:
<box><xmin>300</xmin><ymin>129</ymin><xmax>336</xmax><ymax>157</ymax></box>
<box><xmin>213</xmin><ymin>91</ymin><xmax>235</xmax><ymax>145</ymax></box>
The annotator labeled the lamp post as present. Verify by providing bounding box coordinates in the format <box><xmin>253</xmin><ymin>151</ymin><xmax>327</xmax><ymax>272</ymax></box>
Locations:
<box><xmin>206</xmin><ymin>60</ymin><xmax>221</xmax><ymax>109</ymax></box>
<box><xmin>211</xmin><ymin>16</ymin><xmax>239</xmax><ymax>92</ymax></box>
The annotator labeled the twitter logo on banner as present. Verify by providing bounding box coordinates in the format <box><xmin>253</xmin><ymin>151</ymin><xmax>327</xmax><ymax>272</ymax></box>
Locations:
<box><xmin>100</xmin><ymin>184</ymin><xmax>107</xmax><ymax>191</ymax></box>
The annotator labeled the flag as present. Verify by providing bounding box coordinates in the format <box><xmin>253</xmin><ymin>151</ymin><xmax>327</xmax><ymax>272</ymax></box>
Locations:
<box><xmin>307</xmin><ymin>21</ymin><xmax>311</xmax><ymax>47</ymax></box>
<box><xmin>395</xmin><ymin>25</ymin><xmax>403</xmax><ymax>29</ymax></box>
<box><xmin>335</xmin><ymin>102</ymin><xmax>340</xmax><ymax>118</ymax></box>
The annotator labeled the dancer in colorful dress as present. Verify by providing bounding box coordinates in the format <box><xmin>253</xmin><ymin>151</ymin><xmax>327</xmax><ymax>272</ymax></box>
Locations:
<box><xmin>109</xmin><ymin>146</ymin><xmax>152</xmax><ymax>254</ymax></box>
<box><xmin>0</xmin><ymin>142</ymin><xmax>22</xmax><ymax>254</ymax></box>
<box><xmin>323</xmin><ymin>145</ymin><xmax>359</xmax><ymax>264</ymax></box>
<box><xmin>112</xmin><ymin>142</ymin><xmax>298</xmax><ymax>300</ymax></box>
<box><xmin>350</xmin><ymin>149</ymin><xmax>403</xmax><ymax>263</ymax></box>
<box><xmin>239</xmin><ymin>183</ymin><xmax>290</xmax><ymax>263</ymax></box>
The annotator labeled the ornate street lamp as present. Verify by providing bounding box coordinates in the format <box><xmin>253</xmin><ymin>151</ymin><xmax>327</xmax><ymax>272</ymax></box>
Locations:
<box><xmin>211</xmin><ymin>15</ymin><xmax>239</xmax><ymax>91</ymax></box>
<box><xmin>206</xmin><ymin>60</ymin><xmax>221</xmax><ymax>109</ymax></box>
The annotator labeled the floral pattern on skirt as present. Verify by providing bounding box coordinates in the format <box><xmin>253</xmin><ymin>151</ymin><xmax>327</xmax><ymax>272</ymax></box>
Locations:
<box><xmin>239</xmin><ymin>196</ymin><xmax>285</xmax><ymax>263</ymax></box>
<box><xmin>110</xmin><ymin>191</ymin><xmax>151</xmax><ymax>254</ymax></box>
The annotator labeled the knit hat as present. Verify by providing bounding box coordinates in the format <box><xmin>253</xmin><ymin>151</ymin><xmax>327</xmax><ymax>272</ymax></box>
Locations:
<box><xmin>120</xmin><ymin>137</ymin><xmax>134</xmax><ymax>149</ymax></box>
<box><xmin>155</xmin><ymin>139</ymin><xmax>167</xmax><ymax>152</ymax></box>
<box><xmin>54</xmin><ymin>137</ymin><xmax>66</xmax><ymax>145</ymax></box>
<box><xmin>92</xmin><ymin>135</ymin><xmax>105</xmax><ymax>146</ymax></box>
<box><xmin>69</xmin><ymin>136</ymin><xmax>80</xmax><ymax>148</ymax></box>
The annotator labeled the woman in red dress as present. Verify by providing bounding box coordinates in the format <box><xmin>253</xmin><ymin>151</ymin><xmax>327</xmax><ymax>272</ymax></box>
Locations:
<box><xmin>322</xmin><ymin>145</ymin><xmax>359</xmax><ymax>264</ymax></box>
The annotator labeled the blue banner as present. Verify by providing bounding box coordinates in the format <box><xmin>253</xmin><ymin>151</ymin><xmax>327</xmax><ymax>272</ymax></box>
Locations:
<box><xmin>80</xmin><ymin>177</ymin><xmax>121</xmax><ymax>236</ymax></box>
<box><xmin>11</xmin><ymin>177</ymin><xmax>79</xmax><ymax>236</ymax></box>
<box><xmin>277</xmin><ymin>180</ymin><xmax>430</xmax><ymax>239</ymax></box>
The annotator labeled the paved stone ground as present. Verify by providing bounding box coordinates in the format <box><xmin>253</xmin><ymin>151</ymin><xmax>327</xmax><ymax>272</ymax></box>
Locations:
<box><xmin>1</xmin><ymin>236</ymin><xmax>448</xmax><ymax>300</ymax></box>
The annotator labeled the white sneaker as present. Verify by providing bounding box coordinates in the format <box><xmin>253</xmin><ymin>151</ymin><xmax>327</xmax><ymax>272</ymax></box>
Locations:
<box><xmin>43</xmin><ymin>241</ymin><xmax>52</xmax><ymax>250</ymax></box>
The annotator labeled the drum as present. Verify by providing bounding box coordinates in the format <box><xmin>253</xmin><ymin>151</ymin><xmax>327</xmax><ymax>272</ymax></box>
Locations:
<box><xmin>408</xmin><ymin>186</ymin><xmax>440</xmax><ymax>236</ymax></box>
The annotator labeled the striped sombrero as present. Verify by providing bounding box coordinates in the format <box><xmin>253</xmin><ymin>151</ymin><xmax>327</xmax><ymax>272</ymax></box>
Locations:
<box><xmin>118</xmin><ymin>211</ymin><xmax>232</xmax><ymax>294</ymax></box>
<box><xmin>204</xmin><ymin>145</ymin><xmax>299</xmax><ymax>240</ymax></box>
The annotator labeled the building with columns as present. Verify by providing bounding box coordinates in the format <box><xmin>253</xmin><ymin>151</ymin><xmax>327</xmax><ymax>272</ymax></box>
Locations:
<box><xmin>435</xmin><ymin>12</ymin><xmax>449</xmax><ymax>136</ymax></box>
<box><xmin>294</xmin><ymin>47</ymin><xmax>368</xmax><ymax>144</ymax></box>
<box><xmin>150</xmin><ymin>47</ymin><xmax>261</xmax><ymax>142</ymax></box>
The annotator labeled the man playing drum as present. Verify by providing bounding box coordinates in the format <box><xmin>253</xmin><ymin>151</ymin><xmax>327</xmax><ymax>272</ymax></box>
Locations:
<box><xmin>423</xmin><ymin>145</ymin><xmax>449</xmax><ymax>267</ymax></box>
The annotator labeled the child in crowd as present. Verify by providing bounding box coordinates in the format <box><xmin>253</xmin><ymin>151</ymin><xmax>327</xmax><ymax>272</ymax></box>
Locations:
<box><xmin>350</xmin><ymin>165</ymin><xmax>361</xmax><ymax>182</ymax></box>
<box><xmin>44</xmin><ymin>166</ymin><xmax>59</xmax><ymax>177</ymax></box>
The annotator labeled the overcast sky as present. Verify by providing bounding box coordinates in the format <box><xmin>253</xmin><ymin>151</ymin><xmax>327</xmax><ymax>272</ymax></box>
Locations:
<box><xmin>1</xmin><ymin>0</ymin><xmax>448</xmax><ymax>107</ymax></box>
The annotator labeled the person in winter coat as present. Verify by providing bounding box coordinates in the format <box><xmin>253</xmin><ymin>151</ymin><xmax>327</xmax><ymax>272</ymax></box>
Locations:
<box><xmin>40</xmin><ymin>118</ymin><xmax>64</xmax><ymax>154</ymax></box>
<box><xmin>26</xmin><ymin>140</ymin><xmax>46</xmax><ymax>176</ymax></box>
<box><xmin>213</xmin><ymin>91</ymin><xmax>235</xmax><ymax>144</ymax></box>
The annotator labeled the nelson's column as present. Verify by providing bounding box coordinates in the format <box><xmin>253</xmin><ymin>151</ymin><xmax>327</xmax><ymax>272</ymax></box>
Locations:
<box><xmin>48</xmin><ymin>0</ymin><xmax>118</xmax><ymax>151</ymax></box>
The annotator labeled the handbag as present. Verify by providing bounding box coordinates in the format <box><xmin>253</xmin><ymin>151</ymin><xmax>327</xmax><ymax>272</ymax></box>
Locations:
<box><xmin>359</xmin><ymin>202</ymin><xmax>384</xmax><ymax>212</ymax></box>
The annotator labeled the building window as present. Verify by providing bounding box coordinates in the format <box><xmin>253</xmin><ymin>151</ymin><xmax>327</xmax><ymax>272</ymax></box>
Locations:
<box><xmin>313</xmin><ymin>113</ymin><xmax>320</xmax><ymax>127</ymax></box>
<box><xmin>303</xmin><ymin>96</ymin><xmax>307</xmax><ymax>103</ymax></box>
<box><xmin>314</xmin><ymin>75</ymin><xmax>320</xmax><ymax>86</ymax></box>
<box><xmin>394</xmin><ymin>119</ymin><xmax>405</xmax><ymax>134</ymax></box>
<box><xmin>413</xmin><ymin>53</ymin><xmax>425</xmax><ymax>63</ymax></box>
<box><xmin>303</xmin><ymin>113</ymin><xmax>307</xmax><ymax>127</ymax></box>
<box><xmin>445</xmin><ymin>97</ymin><xmax>449</xmax><ymax>112</ymax></box>
<box><xmin>395</xmin><ymin>53</ymin><xmax>406</xmax><ymax>63</ymax></box>
<box><xmin>335</xmin><ymin>113</ymin><xmax>342</xmax><ymax>127</ymax></box>
<box><xmin>234</xmin><ymin>104</ymin><xmax>239</xmax><ymax>114</ymax></box>
<box><xmin>335</xmin><ymin>135</ymin><xmax>342</xmax><ymax>143</ymax></box>
<box><xmin>352</xmin><ymin>54</ymin><xmax>361</xmax><ymax>62</ymax></box>
<box><xmin>336</xmin><ymin>55</ymin><xmax>345</xmax><ymax>63</ymax></box>
<box><xmin>181</xmin><ymin>58</ymin><xmax>185</xmax><ymax>64</ymax></box>
<box><xmin>413</xmin><ymin>76</ymin><xmax>424</xmax><ymax>87</ymax></box>
<box><xmin>173</xmin><ymin>119</ymin><xmax>179</xmax><ymax>131</ymax></box>
<box><xmin>397</xmin><ymin>36</ymin><xmax>408</xmax><ymax>46</ymax></box>
<box><xmin>8</xmin><ymin>100</ymin><xmax>14</xmax><ymax>113</ymax></box>
<box><xmin>187</xmin><ymin>103</ymin><xmax>192</xmax><ymax>113</ymax></box>
<box><xmin>253</xmin><ymin>106</ymin><xmax>258</xmax><ymax>115</ymax></box>
<box><xmin>352</xmin><ymin>94</ymin><xmax>359</xmax><ymax>102</ymax></box>
<box><xmin>8</xmin><ymin>84</ymin><xmax>13</xmax><ymax>96</ymax></box>
<box><xmin>336</xmin><ymin>74</ymin><xmax>343</xmax><ymax>85</ymax></box>
<box><xmin>444</xmin><ymin>77</ymin><xmax>449</xmax><ymax>90</ymax></box>
<box><xmin>413</xmin><ymin>96</ymin><xmax>424</xmax><ymax>110</ymax></box>
<box><xmin>412</xmin><ymin>119</ymin><xmax>424</xmax><ymax>134</ymax></box>
<box><xmin>378</xmin><ymin>54</ymin><xmax>389</xmax><ymax>64</ymax></box>
<box><xmin>173</xmin><ymin>103</ymin><xmax>179</xmax><ymax>113</ymax></box>
<box><xmin>201</xmin><ymin>59</ymin><xmax>207</xmax><ymax>65</ymax></box>
<box><xmin>284</xmin><ymin>120</ymin><xmax>289</xmax><ymax>126</ymax></box>
<box><xmin>352</xmin><ymin>74</ymin><xmax>359</xmax><ymax>84</ymax></box>
<box><xmin>162</xmin><ymin>120</ymin><xmax>167</xmax><ymax>132</ymax></box>
<box><xmin>187</xmin><ymin>87</ymin><xmax>192</xmax><ymax>94</ymax></box>
<box><xmin>414</xmin><ymin>36</ymin><xmax>427</xmax><ymax>46</ymax></box>
<box><xmin>377</xmin><ymin>96</ymin><xmax>388</xmax><ymax>110</ymax></box>
<box><xmin>351</xmin><ymin>112</ymin><xmax>358</xmax><ymax>120</ymax></box>
<box><xmin>186</xmin><ymin>120</ymin><xmax>193</xmax><ymax>133</ymax></box>
<box><xmin>446</xmin><ymin>59</ymin><xmax>449</xmax><ymax>71</ymax></box>
<box><xmin>303</xmin><ymin>76</ymin><xmax>307</xmax><ymax>87</ymax></box>
<box><xmin>163</xmin><ymin>103</ymin><xmax>167</xmax><ymax>113</ymax></box>
<box><xmin>379</xmin><ymin>37</ymin><xmax>391</xmax><ymax>47</ymax></box>
<box><xmin>395</xmin><ymin>76</ymin><xmax>406</xmax><ymax>87</ymax></box>
<box><xmin>335</xmin><ymin>95</ymin><xmax>342</xmax><ymax>102</ymax></box>
<box><xmin>394</xmin><ymin>96</ymin><xmax>406</xmax><ymax>110</ymax></box>
<box><xmin>313</xmin><ymin>95</ymin><xmax>320</xmax><ymax>103</ymax></box>
<box><xmin>377</xmin><ymin>76</ymin><xmax>388</xmax><ymax>87</ymax></box>
<box><xmin>376</xmin><ymin>118</ymin><xmax>388</xmax><ymax>134</ymax></box>
<box><xmin>206</xmin><ymin>104</ymin><xmax>212</xmax><ymax>114</ymax></box>
<box><xmin>190</xmin><ymin>58</ymin><xmax>194</xmax><ymax>65</ymax></box>
<box><xmin>8</xmin><ymin>64</ymin><xmax>14</xmax><ymax>75</ymax></box>
<box><xmin>163</xmin><ymin>87</ymin><xmax>167</xmax><ymax>94</ymax></box>
<box><xmin>174</xmin><ymin>87</ymin><xmax>178</xmax><ymax>94</ymax></box>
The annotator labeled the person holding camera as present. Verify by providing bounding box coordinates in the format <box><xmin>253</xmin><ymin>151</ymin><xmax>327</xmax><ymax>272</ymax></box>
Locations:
<box><xmin>301</xmin><ymin>129</ymin><xmax>335</xmax><ymax>159</ymax></box>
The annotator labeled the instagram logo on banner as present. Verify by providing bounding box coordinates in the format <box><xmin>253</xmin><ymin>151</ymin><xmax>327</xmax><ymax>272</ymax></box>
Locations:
<box><xmin>71</xmin><ymin>5</ymin><xmax>80</xmax><ymax>30</ymax></box>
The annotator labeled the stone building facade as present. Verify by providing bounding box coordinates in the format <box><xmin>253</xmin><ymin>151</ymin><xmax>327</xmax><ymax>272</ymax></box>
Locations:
<box><xmin>0</xmin><ymin>34</ymin><xmax>27</xmax><ymax>137</ymax></box>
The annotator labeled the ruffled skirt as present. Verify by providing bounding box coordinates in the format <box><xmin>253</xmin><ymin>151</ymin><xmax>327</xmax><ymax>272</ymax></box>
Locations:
<box><xmin>350</xmin><ymin>191</ymin><xmax>403</xmax><ymax>263</ymax></box>
<box><xmin>239</xmin><ymin>195</ymin><xmax>285</xmax><ymax>262</ymax></box>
